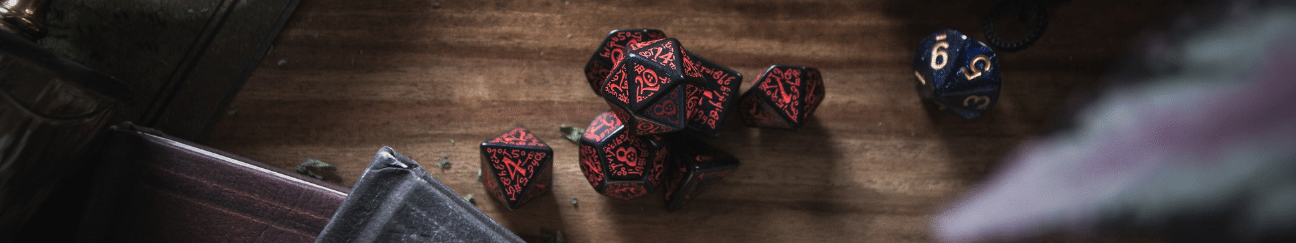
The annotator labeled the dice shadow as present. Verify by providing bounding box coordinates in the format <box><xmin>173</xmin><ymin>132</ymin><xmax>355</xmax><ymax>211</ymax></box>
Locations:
<box><xmin>487</xmin><ymin>191</ymin><xmax>570</xmax><ymax>242</ymax></box>
<box><xmin>575</xmin><ymin>113</ymin><xmax>861</xmax><ymax>242</ymax></box>
<box><xmin>663</xmin><ymin>113</ymin><xmax>880</xmax><ymax>241</ymax></box>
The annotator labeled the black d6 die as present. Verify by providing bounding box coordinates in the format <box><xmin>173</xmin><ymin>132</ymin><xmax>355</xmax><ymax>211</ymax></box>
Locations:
<box><xmin>912</xmin><ymin>29</ymin><xmax>1001</xmax><ymax>119</ymax></box>
<box><xmin>584</xmin><ymin>29</ymin><xmax>667</xmax><ymax>93</ymax></box>
<box><xmin>578</xmin><ymin>111</ymin><xmax>667</xmax><ymax>200</ymax></box>
<box><xmin>601</xmin><ymin>38</ymin><xmax>694</xmax><ymax>136</ymax></box>
<box><xmin>682</xmin><ymin>52</ymin><xmax>743</xmax><ymax>137</ymax></box>
<box><xmin>480</xmin><ymin>127</ymin><xmax>553</xmax><ymax>210</ymax></box>
<box><xmin>663</xmin><ymin>135</ymin><xmax>738</xmax><ymax>212</ymax></box>
<box><xmin>738</xmin><ymin>65</ymin><xmax>825</xmax><ymax>130</ymax></box>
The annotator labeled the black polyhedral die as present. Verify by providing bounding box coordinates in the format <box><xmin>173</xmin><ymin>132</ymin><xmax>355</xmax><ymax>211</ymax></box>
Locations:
<box><xmin>479</xmin><ymin>127</ymin><xmax>553</xmax><ymax>210</ymax></box>
<box><xmin>584</xmin><ymin>29</ymin><xmax>667</xmax><ymax>93</ymax></box>
<box><xmin>601</xmin><ymin>38</ymin><xmax>695</xmax><ymax>136</ymax></box>
<box><xmin>737</xmin><ymin>65</ymin><xmax>826</xmax><ymax>130</ymax></box>
<box><xmin>663</xmin><ymin>135</ymin><xmax>738</xmax><ymax>212</ymax></box>
<box><xmin>682</xmin><ymin>52</ymin><xmax>743</xmax><ymax>137</ymax></box>
<box><xmin>912</xmin><ymin>29</ymin><xmax>1002</xmax><ymax>119</ymax></box>
<box><xmin>578</xmin><ymin>111</ymin><xmax>667</xmax><ymax>200</ymax></box>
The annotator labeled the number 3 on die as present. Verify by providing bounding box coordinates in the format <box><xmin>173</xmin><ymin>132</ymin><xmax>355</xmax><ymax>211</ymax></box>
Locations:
<box><xmin>963</xmin><ymin>95</ymin><xmax>991</xmax><ymax>110</ymax></box>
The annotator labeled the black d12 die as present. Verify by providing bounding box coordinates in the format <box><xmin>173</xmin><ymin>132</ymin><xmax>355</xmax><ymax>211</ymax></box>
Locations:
<box><xmin>662</xmin><ymin>135</ymin><xmax>737</xmax><ymax>212</ymax></box>
<box><xmin>578</xmin><ymin>111</ymin><xmax>666</xmax><ymax>200</ymax></box>
<box><xmin>912</xmin><ymin>29</ymin><xmax>1001</xmax><ymax>119</ymax></box>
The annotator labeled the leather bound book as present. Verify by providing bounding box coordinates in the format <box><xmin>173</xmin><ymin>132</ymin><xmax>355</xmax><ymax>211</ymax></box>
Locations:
<box><xmin>315</xmin><ymin>147</ymin><xmax>524</xmax><ymax>243</ymax></box>
<box><xmin>76</xmin><ymin>122</ymin><xmax>349</xmax><ymax>243</ymax></box>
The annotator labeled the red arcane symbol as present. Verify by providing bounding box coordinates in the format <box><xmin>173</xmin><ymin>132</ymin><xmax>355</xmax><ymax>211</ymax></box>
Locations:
<box><xmin>608</xmin><ymin>184</ymin><xmax>646</xmax><ymax>200</ymax></box>
<box><xmin>580</xmin><ymin>146</ymin><xmax>603</xmax><ymax>186</ymax></box>
<box><xmin>501</xmin><ymin>156</ymin><xmax>530</xmax><ymax>179</ymax></box>
<box><xmin>760</xmin><ymin>68</ymin><xmax>803</xmax><ymax>121</ymax></box>
<box><xmin>634</xmin><ymin>65</ymin><xmax>664</xmax><ymax>103</ymax></box>
<box><xmin>615</xmin><ymin>147</ymin><xmax>638</xmax><ymax>167</ymax></box>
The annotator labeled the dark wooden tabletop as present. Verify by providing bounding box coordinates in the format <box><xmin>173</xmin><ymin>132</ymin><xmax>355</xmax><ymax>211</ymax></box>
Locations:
<box><xmin>206</xmin><ymin>0</ymin><xmax>1189</xmax><ymax>241</ymax></box>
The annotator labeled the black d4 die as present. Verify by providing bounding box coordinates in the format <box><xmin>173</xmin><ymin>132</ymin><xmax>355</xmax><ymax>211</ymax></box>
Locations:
<box><xmin>912</xmin><ymin>29</ymin><xmax>1001</xmax><ymax>119</ymax></box>
<box><xmin>662</xmin><ymin>134</ymin><xmax>737</xmax><ymax>212</ymax></box>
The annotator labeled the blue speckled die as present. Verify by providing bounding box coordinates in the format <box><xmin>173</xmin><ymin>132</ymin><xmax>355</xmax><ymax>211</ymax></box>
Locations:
<box><xmin>913</xmin><ymin>29</ymin><xmax>1001</xmax><ymax>119</ymax></box>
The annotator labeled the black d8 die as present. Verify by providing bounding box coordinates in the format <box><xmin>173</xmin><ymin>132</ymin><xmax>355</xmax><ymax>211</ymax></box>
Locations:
<box><xmin>480</xmin><ymin>127</ymin><xmax>553</xmax><ymax>210</ymax></box>
<box><xmin>912</xmin><ymin>29</ymin><xmax>1001</xmax><ymax>119</ymax></box>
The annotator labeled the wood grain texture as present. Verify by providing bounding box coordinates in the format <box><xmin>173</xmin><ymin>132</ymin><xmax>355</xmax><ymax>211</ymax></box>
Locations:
<box><xmin>207</xmin><ymin>0</ymin><xmax>1189</xmax><ymax>242</ymax></box>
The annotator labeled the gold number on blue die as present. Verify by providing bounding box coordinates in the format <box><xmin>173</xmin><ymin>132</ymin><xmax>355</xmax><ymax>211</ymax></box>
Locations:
<box><xmin>930</xmin><ymin>34</ymin><xmax>949</xmax><ymax>70</ymax></box>
<box><xmin>963</xmin><ymin>95</ymin><xmax>991</xmax><ymax>109</ymax></box>
<box><xmin>961</xmin><ymin>54</ymin><xmax>991</xmax><ymax>80</ymax></box>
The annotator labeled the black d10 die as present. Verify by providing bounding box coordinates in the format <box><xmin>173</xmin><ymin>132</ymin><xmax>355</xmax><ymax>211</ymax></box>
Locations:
<box><xmin>584</xmin><ymin>29</ymin><xmax>667</xmax><ymax>93</ymax></box>
<box><xmin>663</xmin><ymin>135</ymin><xmax>738</xmax><ymax>212</ymax></box>
<box><xmin>912</xmin><ymin>29</ymin><xmax>1001</xmax><ymax>119</ymax></box>
<box><xmin>737</xmin><ymin>65</ymin><xmax>825</xmax><ymax>130</ymax></box>
<box><xmin>480</xmin><ymin>127</ymin><xmax>553</xmax><ymax>210</ymax></box>
<box><xmin>682</xmin><ymin>52</ymin><xmax>743</xmax><ymax>137</ymax></box>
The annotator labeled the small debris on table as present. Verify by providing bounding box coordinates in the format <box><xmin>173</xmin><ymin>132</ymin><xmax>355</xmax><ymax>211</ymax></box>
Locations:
<box><xmin>438</xmin><ymin>160</ymin><xmax>452</xmax><ymax>169</ymax></box>
<box><xmin>296</xmin><ymin>157</ymin><xmax>342</xmax><ymax>184</ymax></box>
<box><xmin>570</xmin><ymin>197</ymin><xmax>578</xmax><ymax>207</ymax></box>
<box><xmin>462</xmin><ymin>193</ymin><xmax>474</xmax><ymax>204</ymax></box>
<box><xmin>476</xmin><ymin>169</ymin><xmax>482</xmax><ymax>181</ymax></box>
<box><xmin>559</xmin><ymin>125</ymin><xmax>584</xmax><ymax>144</ymax></box>
<box><xmin>227</xmin><ymin>109</ymin><xmax>237</xmax><ymax>116</ymax></box>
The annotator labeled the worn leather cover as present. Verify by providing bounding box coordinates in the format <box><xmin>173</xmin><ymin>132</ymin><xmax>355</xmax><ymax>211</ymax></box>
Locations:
<box><xmin>315</xmin><ymin>147</ymin><xmax>524</xmax><ymax>243</ymax></box>
<box><xmin>0</xmin><ymin>28</ymin><xmax>128</xmax><ymax>241</ymax></box>
<box><xmin>40</xmin><ymin>0</ymin><xmax>300</xmax><ymax>142</ymax></box>
<box><xmin>77</xmin><ymin>122</ymin><xmax>349</xmax><ymax>243</ymax></box>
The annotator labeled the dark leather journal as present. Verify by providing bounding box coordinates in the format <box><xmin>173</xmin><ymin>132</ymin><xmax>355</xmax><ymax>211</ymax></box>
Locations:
<box><xmin>77</xmin><ymin>122</ymin><xmax>349</xmax><ymax>242</ymax></box>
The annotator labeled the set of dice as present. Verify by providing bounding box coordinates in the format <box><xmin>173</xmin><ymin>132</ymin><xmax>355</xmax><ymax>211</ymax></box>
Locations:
<box><xmin>577</xmin><ymin>29</ymin><xmax>827</xmax><ymax>211</ymax></box>
<box><xmin>474</xmin><ymin>29</ymin><xmax>998</xmax><ymax>211</ymax></box>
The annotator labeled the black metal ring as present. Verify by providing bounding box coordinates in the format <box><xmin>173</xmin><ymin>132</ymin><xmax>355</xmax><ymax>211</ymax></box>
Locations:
<box><xmin>983</xmin><ymin>0</ymin><xmax>1049</xmax><ymax>52</ymax></box>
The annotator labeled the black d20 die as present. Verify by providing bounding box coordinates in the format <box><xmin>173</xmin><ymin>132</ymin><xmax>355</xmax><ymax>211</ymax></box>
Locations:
<box><xmin>601</xmin><ymin>38</ymin><xmax>693</xmax><ymax>136</ymax></box>
<box><xmin>662</xmin><ymin>134</ymin><xmax>738</xmax><ymax>212</ymax></box>
<box><xmin>584</xmin><ymin>29</ymin><xmax>667</xmax><ymax>93</ymax></box>
<box><xmin>681</xmin><ymin>51</ymin><xmax>743</xmax><ymax>137</ymax></box>
<box><xmin>479</xmin><ymin>127</ymin><xmax>553</xmax><ymax>210</ymax></box>
<box><xmin>912</xmin><ymin>29</ymin><xmax>1001</xmax><ymax>119</ymax></box>
<box><xmin>578</xmin><ymin>111</ymin><xmax>666</xmax><ymax>200</ymax></box>
<box><xmin>737</xmin><ymin>65</ymin><xmax>826</xmax><ymax>130</ymax></box>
